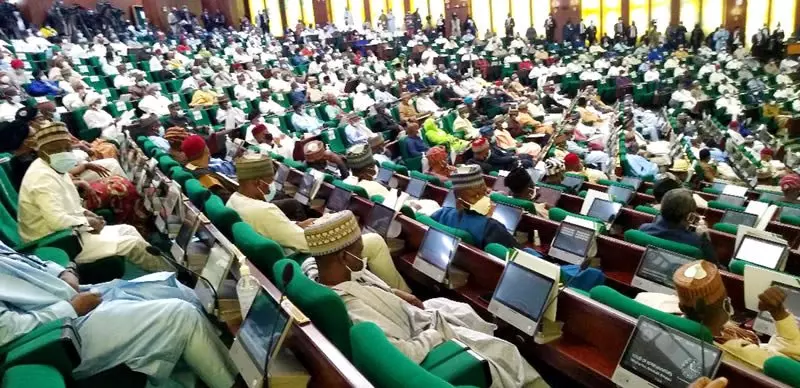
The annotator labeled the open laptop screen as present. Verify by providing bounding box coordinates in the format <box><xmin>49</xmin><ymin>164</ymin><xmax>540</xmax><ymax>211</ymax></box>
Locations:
<box><xmin>376</xmin><ymin>167</ymin><xmax>393</xmax><ymax>186</ymax></box>
<box><xmin>551</xmin><ymin>222</ymin><xmax>593</xmax><ymax>258</ymax></box>
<box><xmin>635</xmin><ymin>247</ymin><xmax>694</xmax><ymax>290</ymax></box>
<box><xmin>587</xmin><ymin>198</ymin><xmax>622</xmax><ymax>223</ymax></box>
<box><xmin>237</xmin><ymin>290</ymin><xmax>291</xmax><ymax>375</ymax></box>
<box><xmin>734</xmin><ymin>235</ymin><xmax>787</xmax><ymax>270</ymax></box>
<box><xmin>365</xmin><ymin>203</ymin><xmax>395</xmax><ymax>237</ymax></box>
<box><xmin>620</xmin><ymin>177</ymin><xmax>642</xmax><ymax>191</ymax></box>
<box><xmin>720</xmin><ymin>210</ymin><xmax>758</xmax><ymax>227</ymax></box>
<box><xmin>296</xmin><ymin>172</ymin><xmax>316</xmax><ymax>199</ymax></box>
<box><xmin>535</xmin><ymin>186</ymin><xmax>561</xmax><ymax>208</ymax></box>
<box><xmin>561</xmin><ymin>175</ymin><xmax>585</xmax><ymax>193</ymax></box>
<box><xmin>418</xmin><ymin>228</ymin><xmax>459</xmax><ymax>271</ymax></box>
<box><xmin>174</xmin><ymin>209</ymin><xmax>200</xmax><ymax>253</ymax></box>
<box><xmin>326</xmin><ymin>187</ymin><xmax>352</xmax><ymax>212</ymax></box>
<box><xmin>608</xmin><ymin>185</ymin><xmax>634</xmax><ymax>204</ymax></box>
<box><xmin>617</xmin><ymin>316</ymin><xmax>722</xmax><ymax>388</ymax></box>
<box><xmin>274</xmin><ymin>164</ymin><xmax>290</xmax><ymax>189</ymax></box>
<box><xmin>491</xmin><ymin>203</ymin><xmax>523</xmax><ymax>233</ymax></box>
<box><xmin>717</xmin><ymin>193</ymin><xmax>746</xmax><ymax>207</ymax></box>
<box><xmin>493</xmin><ymin>261</ymin><xmax>554</xmax><ymax>323</ymax></box>
<box><xmin>405</xmin><ymin>178</ymin><xmax>427</xmax><ymax>199</ymax></box>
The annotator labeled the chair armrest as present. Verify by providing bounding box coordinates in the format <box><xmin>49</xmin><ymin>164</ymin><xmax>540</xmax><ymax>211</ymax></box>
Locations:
<box><xmin>0</xmin><ymin>319</ymin><xmax>81</xmax><ymax>377</ymax></box>
<box><xmin>16</xmin><ymin>229</ymin><xmax>81</xmax><ymax>260</ymax></box>
<box><xmin>2</xmin><ymin>364</ymin><xmax>67</xmax><ymax>388</ymax></box>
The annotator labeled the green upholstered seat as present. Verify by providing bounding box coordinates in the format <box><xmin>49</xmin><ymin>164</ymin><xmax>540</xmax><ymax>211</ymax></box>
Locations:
<box><xmin>410</xmin><ymin>170</ymin><xmax>444</xmax><ymax>187</ymax></box>
<box><xmin>169</xmin><ymin>167</ymin><xmax>194</xmax><ymax>186</ymax></box>
<box><xmin>332</xmin><ymin>179</ymin><xmax>369</xmax><ymax>199</ymax></box>
<box><xmin>623</xmin><ymin>229</ymin><xmax>703</xmax><ymax>258</ymax></box>
<box><xmin>283</xmin><ymin>159</ymin><xmax>307</xmax><ymax>172</ymax></box>
<box><xmin>489</xmin><ymin>193</ymin><xmax>536</xmax><ymax>213</ymax></box>
<box><xmin>156</xmin><ymin>155</ymin><xmax>180</xmax><ymax>174</ymax></box>
<box><xmin>184</xmin><ymin>179</ymin><xmax>211</xmax><ymax>209</ymax></box>
<box><xmin>0</xmin><ymin>166</ymin><xmax>19</xmax><ymax>218</ymax></box>
<box><xmin>381</xmin><ymin>161</ymin><xmax>409</xmax><ymax>176</ymax></box>
<box><xmin>634</xmin><ymin>205</ymin><xmax>660</xmax><ymax>215</ymax></box>
<box><xmin>350</xmin><ymin>322</ymin><xmax>481</xmax><ymax>388</ymax></box>
<box><xmin>2</xmin><ymin>364</ymin><xmax>66</xmax><ymax>388</ymax></box>
<box><xmin>414</xmin><ymin>214</ymin><xmax>475</xmax><ymax>246</ymax></box>
<box><xmin>590</xmin><ymin>286</ymin><xmax>713</xmax><ymax>342</ymax></box>
<box><xmin>712</xmin><ymin>222</ymin><xmax>738</xmax><ymax>235</ymax></box>
<box><xmin>31</xmin><ymin>247</ymin><xmax>70</xmax><ymax>267</ymax></box>
<box><xmin>231</xmin><ymin>222</ymin><xmax>285</xmax><ymax>277</ymax></box>
<box><xmin>0</xmin><ymin>196</ymin><xmax>80</xmax><ymax>258</ymax></box>
<box><xmin>707</xmin><ymin>200</ymin><xmax>746</xmax><ymax>212</ymax></box>
<box><xmin>536</xmin><ymin>182</ymin><xmax>566</xmax><ymax>192</ymax></box>
<box><xmin>203</xmin><ymin>195</ymin><xmax>242</xmax><ymax>238</ymax></box>
<box><xmin>728</xmin><ymin>259</ymin><xmax>750</xmax><ymax>275</ymax></box>
<box><xmin>764</xmin><ymin>356</ymin><xmax>800</xmax><ymax>387</ymax></box>
<box><xmin>0</xmin><ymin>319</ymin><xmax>80</xmax><ymax>377</ymax></box>
<box><xmin>484</xmin><ymin>243</ymin><xmax>510</xmax><ymax>261</ymax></box>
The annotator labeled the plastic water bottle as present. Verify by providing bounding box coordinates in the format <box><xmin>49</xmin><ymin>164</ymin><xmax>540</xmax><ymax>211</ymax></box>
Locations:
<box><xmin>236</xmin><ymin>264</ymin><xmax>259</xmax><ymax>317</ymax></box>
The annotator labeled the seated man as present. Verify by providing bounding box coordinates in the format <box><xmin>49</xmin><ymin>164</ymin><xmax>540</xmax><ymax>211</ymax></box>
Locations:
<box><xmin>18</xmin><ymin>122</ymin><xmax>168</xmax><ymax>272</ymax></box>
<box><xmin>398</xmin><ymin>92</ymin><xmax>422</xmax><ymax>123</ymax></box>
<box><xmin>453</xmin><ymin>105</ymin><xmax>479</xmax><ymax>140</ymax></box>
<box><xmin>304</xmin><ymin>140</ymin><xmax>349</xmax><ymax>179</ymax></box>
<box><xmin>138</xmin><ymin>85</ymin><xmax>171</xmax><ymax>117</ymax></box>
<box><xmin>0</xmin><ymin>242</ymin><xmax>238</xmax><ymax>387</ymax></box>
<box><xmin>290</xmin><ymin>103</ymin><xmax>324</xmax><ymax>134</ymax></box>
<box><xmin>563</xmin><ymin>152</ymin><xmax>607</xmax><ymax>183</ymax></box>
<box><xmin>371</xmin><ymin>103</ymin><xmax>402</xmax><ymax>136</ymax></box>
<box><xmin>673</xmin><ymin>260</ymin><xmax>800</xmax><ymax>370</ymax></box>
<box><xmin>468</xmin><ymin>137</ymin><xmax>530</xmax><ymax>173</ymax></box>
<box><xmin>343</xmin><ymin>113</ymin><xmax>373</xmax><ymax>145</ymax></box>
<box><xmin>638</xmin><ymin>189</ymin><xmax>717</xmax><ymax>264</ymax></box>
<box><xmin>422</xmin><ymin>117</ymin><xmax>469</xmax><ymax>153</ymax></box>
<box><xmin>504</xmin><ymin>167</ymin><xmax>549</xmax><ymax>218</ymax></box>
<box><xmin>215</xmin><ymin>96</ymin><xmax>247</xmax><ymax>131</ymax></box>
<box><xmin>181</xmin><ymin>134</ymin><xmax>234</xmax><ymax>201</ymax></box>
<box><xmin>82</xmin><ymin>94</ymin><xmax>119</xmax><ymax>141</ymax></box>
<box><xmin>343</xmin><ymin>144</ymin><xmax>388</xmax><ymax>198</ymax></box>
<box><xmin>258</xmin><ymin>89</ymin><xmax>287</xmax><ymax>116</ymax></box>
<box><xmin>189</xmin><ymin>80</ymin><xmax>218</xmax><ymax>107</ymax></box>
<box><xmin>164</xmin><ymin>126</ymin><xmax>189</xmax><ymax>163</ymax></box>
<box><xmin>304</xmin><ymin>210</ymin><xmax>546</xmax><ymax>387</ymax></box>
<box><xmin>164</xmin><ymin>102</ymin><xmax>195</xmax><ymax>130</ymax></box>
<box><xmin>403</xmin><ymin>123</ymin><xmax>430</xmax><ymax>158</ymax></box>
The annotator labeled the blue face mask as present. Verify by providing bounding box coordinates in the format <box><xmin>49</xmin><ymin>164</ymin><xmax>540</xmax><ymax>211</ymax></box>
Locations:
<box><xmin>48</xmin><ymin>152</ymin><xmax>78</xmax><ymax>174</ymax></box>
<box><xmin>261</xmin><ymin>180</ymin><xmax>277</xmax><ymax>202</ymax></box>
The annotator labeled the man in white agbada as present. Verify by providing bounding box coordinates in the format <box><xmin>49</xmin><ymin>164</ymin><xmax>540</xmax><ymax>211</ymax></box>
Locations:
<box><xmin>82</xmin><ymin>94</ymin><xmax>120</xmax><ymax>140</ymax></box>
<box><xmin>0</xmin><ymin>241</ymin><xmax>238</xmax><ymax>387</ymax></box>
<box><xmin>216</xmin><ymin>96</ymin><xmax>247</xmax><ymax>131</ymax></box>
<box><xmin>352</xmin><ymin>83</ymin><xmax>376</xmax><ymax>113</ymax></box>
<box><xmin>137</xmin><ymin>85</ymin><xmax>172</xmax><ymax>117</ymax></box>
<box><xmin>303</xmin><ymin>210</ymin><xmax>547</xmax><ymax>387</ymax></box>
<box><xmin>18</xmin><ymin>122</ymin><xmax>168</xmax><ymax>271</ymax></box>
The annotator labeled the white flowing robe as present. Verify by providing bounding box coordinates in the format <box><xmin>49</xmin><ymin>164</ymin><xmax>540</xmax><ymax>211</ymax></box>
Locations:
<box><xmin>333</xmin><ymin>274</ymin><xmax>546</xmax><ymax>388</ymax></box>
<box><xmin>0</xmin><ymin>246</ymin><xmax>237</xmax><ymax>388</ymax></box>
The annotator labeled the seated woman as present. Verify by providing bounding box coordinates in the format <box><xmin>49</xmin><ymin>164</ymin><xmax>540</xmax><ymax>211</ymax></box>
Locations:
<box><xmin>779</xmin><ymin>173</ymin><xmax>800</xmax><ymax>204</ymax></box>
<box><xmin>504</xmin><ymin>167</ymin><xmax>549</xmax><ymax>218</ymax></box>
<box><xmin>425</xmin><ymin>146</ymin><xmax>454</xmax><ymax>183</ymax></box>
<box><xmin>303</xmin><ymin>210</ymin><xmax>547</xmax><ymax>387</ymax></box>
<box><xmin>422</xmin><ymin>117</ymin><xmax>469</xmax><ymax>153</ymax></box>
<box><xmin>673</xmin><ymin>260</ymin><xmax>800</xmax><ymax>370</ymax></box>
<box><xmin>638</xmin><ymin>189</ymin><xmax>717</xmax><ymax>265</ymax></box>
<box><xmin>164</xmin><ymin>126</ymin><xmax>189</xmax><ymax>163</ymax></box>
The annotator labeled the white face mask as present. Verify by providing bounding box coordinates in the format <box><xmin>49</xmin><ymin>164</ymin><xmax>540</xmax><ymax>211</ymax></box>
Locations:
<box><xmin>262</xmin><ymin>181</ymin><xmax>277</xmax><ymax>202</ymax></box>
<box><xmin>48</xmin><ymin>152</ymin><xmax>78</xmax><ymax>174</ymax></box>
<box><xmin>10</xmin><ymin>95</ymin><xmax>21</xmax><ymax>104</ymax></box>
<box><xmin>0</xmin><ymin>76</ymin><xmax>9</xmax><ymax>84</ymax></box>
<box><xmin>176</xmin><ymin>110</ymin><xmax>185</xmax><ymax>117</ymax></box>
<box><xmin>53</xmin><ymin>112</ymin><xmax>61</xmax><ymax>122</ymax></box>
<box><xmin>157</xmin><ymin>126</ymin><xmax>165</xmax><ymax>137</ymax></box>
<box><xmin>344</xmin><ymin>251</ymin><xmax>368</xmax><ymax>282</ymax></box>
<box><xmin>137</xmin><ymin>80</ymin><xmax>147</xmax><ymax>86</ymax></box>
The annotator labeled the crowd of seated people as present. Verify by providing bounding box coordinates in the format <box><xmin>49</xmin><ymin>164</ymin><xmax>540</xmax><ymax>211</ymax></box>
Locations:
<box><xmin>1</xmin><ymin>4</ymin><xmax>800</xmax><ymax>387</ymax></box>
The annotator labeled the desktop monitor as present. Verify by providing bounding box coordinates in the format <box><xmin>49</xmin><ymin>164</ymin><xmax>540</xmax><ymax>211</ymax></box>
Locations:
<box><xmin>612</xmin><ymin>316</ymin><xmax>722</xmax><ymax>388</ymax></box>
<box><xmin>717</xmin><ymin>193</ymin><xmax>746</xmax><ymax>207</ymax></box>
<box><xmin>412</xmin><ymin>227</ymin><xmax>460</xmax><ymax>283</ymax></box>
<box><xmin>488</xmin><ymin>260</ymin><xmax>556</xmax><ymax>336</ymax></box>
<box><xmin>711</xmin><ymin>182</ymin><xmax>727</xmax><ymax>193</ymax></box>
<box><xmin>405</xmin><ymin>178</ymin><xmax>427</xmax><ymax>199</ymax></box>
<box><xmin>443</xmin><ymin>191</ymin><xmax>457</xmax><ymax>208</ymax></box>
<box><xmin>535</xmin><ymin>186</ymin><xmax>562</xmax><ymax>208</ymax></box>
<box><xmin>560</xmin><ymin>175</ymin><xmax>585</xmax><ymax>193</ymax></box>
<box><xmin>170</xmin><ymin>207</ymin><xmax>200</xmax><ymax>263</ymax></box>
<box><xmin>719</xmin><ymin>210</ymin><xmax>758</xmax><ymax>227</ymax></box>
<box><xmin>491</xmin><ymin>203</ymin><xmax>523</xmax><ymax>233</ymax></box>
<box><xmin>620</xmin><ymin>177</ymin><xmax>642</xmax><ymax>191</ymax></box>
<box><xmin>782</xmin><ymin>206</ymin><xmax>800</xmax><ymax>218</ymax></box>
<box><xmin>364</xmin><ymin>203</ymin><xmax>396</xmax><ymax>237</ymax></box>
<box><xmin>230</xmin><ymin>289</ymin><xmax>294</xmax><ymax>388</ymax></box>
<box><xmin>195</xmin><ymin>242</ymin><xmax>236</xmax><ymax>314</ymax></box>
<box><xmin>273</xmin><ymin>164</ymin><xmax>290</xmax><ymax>192</ymax></box>
<box><xmin>325</xmin><ymin>187</ymin><xmax>352</xmax><ymax>213</ymax></box>
<box><xmin>734</xmin><ymin>235</ymin><xmax>789</xmax><ymax>271</ymax></box>
<box><xmin>492</xmin><ymin>176</ymin><xmax>508</xmax><ymax>194</ymax></box>
<box><xmin>608</xmin><ymin>185</ymin><xmax>634</xmax><ymax>205</ymax></box>
<box><xmin>587</xmin><ymin>198</ymin><xmax>622</xmax><ymax>224</ymax></box>
<box><xmin>744</xmin><ymin>265</ymin><xmax>800</xmax><ymax>336</ymax></box>
<box><xmin>376</xmin><ymin>167</ymin><xmax>394</xmax><ymax>186</ymax></box>
<box><xmin>548</xmin><ymin>222</ymin><xmax>595</xmax><ymax>265</ymax></box>
<box><xmin>631</xmin><ymin>246</ymin><xmax>695</xmax><ymax>294</ymax></box>
<box><xmin>294</xmin><ymin>172</ymin><xmax>316</xmax><ymax>205</ymax></box>
<box><xmin>759</xmin><ymin>191</ymin><xmax>783</xmax><ymax>203</ymax></box>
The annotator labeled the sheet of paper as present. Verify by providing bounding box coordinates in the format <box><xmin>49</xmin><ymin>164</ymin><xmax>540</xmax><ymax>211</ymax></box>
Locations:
<box><xmin>722</xmin><ymin>185</ymin><xmax>748</xmax><ymax>197</ymax></box>
<box><xmin>563</xmin><ymin>215</ymin><xmax>597</xmax><ymax>230</ymax></box>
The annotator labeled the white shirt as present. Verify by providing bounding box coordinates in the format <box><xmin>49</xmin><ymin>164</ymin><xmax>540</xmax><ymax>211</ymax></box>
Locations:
<box><xmin>709</xmin><ymin>71</ymin><xmax>728</xmax><ymax>85</ymax></box>
<box><xmin>269</xmin><ymin>78</ymin><xmax>291</xmax><ymax>93</ymax></box>
<box><xmin>258</xmin><ymin>99</ymin><xmax>286</xmax><ymax>115</ymax></box>
<box><xmin>62</xmin><ymin>92</ymin><xmax>87</xmax><ymax>112</ymax></box>
<box><xmin>216</xmin><ymin>107</ymin><xmax>247</xmax><ymax>130</ymax></box>
<box><xmin>113</xmin><ymin>74</ymin><xmax>135</xmax><ymax>89</ymax></box>
<box><xmin>148</xmin><ymin>57</ymin><xmax>163</xmax><ymax>72</ymax></box>
<box><xmin>374</xmin><ymin>89</ymin><xmax>397</xmax><ymax>104</ymax></box>
<box><xmin>234</xmin><ymin>84</ymin><xmax>259</xmax><ymax>100</ymax></box>
<box><xmin>415</xmin><ymin>96</ymin><xmax>439</xmax><ymax>114</ymax></box>
<box><xmin>0</xmin><ymin>102</ymin><xmax>23</xmax><ymax>122</ymax></box>
<box><xmin>180</xmin><ymin>76</ymin><xmax>199</xmax><ymax>92</ymax></box>
<box><xmin>353</xmin><ymin>92</ymin><xmax>375</xmax><ymax>113</ymax></box>
<box><xmin>138</xmin><ymin>94</ymin><xmax>172</xmax><ymax>116</ymax></box>
<box><xmin>83</xmin><ymin>108</ymin><xmax>115</xmax><ymax>130</ymax></box>
<box><xmin>226</xmin><ymin>192</ymin><xmax>309</xmax><ymax>252</ymax></box>
<box><xmin>644</xmin><ymin>69</ymin><xmax>660</xmax><ymax>82</ymax></box>
<box><xmin>671</xmin><ymin>89</ymin><xmax>696</xmax><ymax>110</ymax></box>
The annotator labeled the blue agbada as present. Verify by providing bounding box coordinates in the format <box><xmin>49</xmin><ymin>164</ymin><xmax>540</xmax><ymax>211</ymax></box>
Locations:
<box><xmin>0</xmin><ymin>242</ymin><xmax>237</xmax><ymax>387</ymax></box>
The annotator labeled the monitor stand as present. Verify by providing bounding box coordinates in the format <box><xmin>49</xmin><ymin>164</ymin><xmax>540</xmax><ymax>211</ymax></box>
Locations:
<box><xmin>268</xmin><ymin>347</ymin><xmax>311</xmax><ymax>388</ymax></box>
<box><xmin>533</xmin><ymin>318</ymin><xmax>563</xmax><ymax>345</ymax></box>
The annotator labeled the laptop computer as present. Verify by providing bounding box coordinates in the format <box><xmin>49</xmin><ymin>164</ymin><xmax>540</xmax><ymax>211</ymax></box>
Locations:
<box><xmin>587</xmin><ymin>198</ymin><xmax>622</xmax><ymax>225</ymax></box>
<box><xmin>229</xmin><ymin>289</ymin><xmax>294</xmax><ymax>388</ymax></box>
<box><xmin>733</xmin><ymin>234</ymin><xmax>789</xmax><ymax>272</ymax></box>
<box><xmin>608</xmin><ymin>185</ymin><xmax>634</xmax><ymax>205</ymax></box>
<box><xmin>442</xmin><ymin>190</ymin><xmax>457</xmax><ymax>208</ymax></box>
<box><xmin>611</xmin><ymin>316</ymin><xmax>723</xmax><ymax>388</ymax></box>
<box><xmin>711</xmin><ymin>182</ymin><xmax>727</xmax><ymax>192</ymax></box>
<box><xmin>782</xmin><ymin>206</ymin><xmax>800</xmax><ymax>218</ymax></box>
<box><xmin>720</xmin><ymin>210</ymin><xmax>758</xmax><ymax>227</ymax></box>
<box><xmin>325</xmin><ymin>187</ymin><xmax>352</xmax><ymax>214</ymax></box>
<box><xmin>194</xmin><ymin>241</ymin><xmax>237</xmax><ymax>314</ymax></box>
<box><xmin>273</xmin><ymin>164</ymin><xmax>290</xmax><ymax>193</ymax></box>
<box><xmin>170</xmin><ymin>207</ymin><xmax>201</xmax><ymax>264</ymax></box>
<box><xmin>375</xmin><ymin>167</ymin><xmax>394</xmax><ymax>187</ymax></box>
<box><xmin>620</xmin><ymin>177</ymin><xmax>642</xmax><ymax>191</ymax></box>
<box><xmin>491</xmin><ymin>203</ymin><xmax>523</xmax><ymax>234</ymax></box>
<box><xmin>535</xmin><ymin>186</ymin><xmax>562</xmax><ymax>208</ymax></box>
<box><xmin>492</xmin><ymin>176</ymin><xmax>508</xmax><ymax>195</ymax></box>
<box><xmin>560</xmin><ymin>175</ymin><xmax>585</xmax><ymax>194</ymax></box>
<box><xmin>759</xmin><ymin>191</ymin><xmax>783</xmax><ymax>203</ymax></box>
<box><xmin>363</xmin><ymin>202</ymin><xmax>396</xmax><ymax>237</ymax></box>
<box><xmin>548</xmin><ymin>222</ymin><xmax>596</xmax><ymax>265</ymax></box>
<box><xmin>488</xmin><ymin>260</ymin><xmax>555</xmax><ymax>336</ymax></box>
<box><xmin>412</xmin><ymin>227</ymin><xmax>461</xmax><ymax>283</ymax></box>
<box><xmin>631</xmin><ymin>246</ymin><xmax>695</xmax><ymax>294</ymax></box>
<box><xmin>717</xmin><ymin>193</ymin><xmax>746</xmax><ymax>207</ymax></box>
<box><xmin>405</xmin><ymin>178</ymin><xmax>427</xmax><ymax>199</ymax></box>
